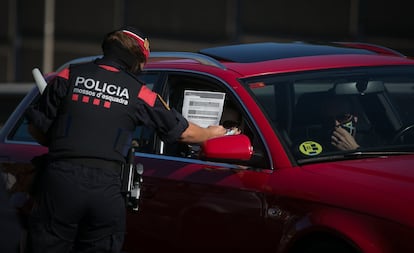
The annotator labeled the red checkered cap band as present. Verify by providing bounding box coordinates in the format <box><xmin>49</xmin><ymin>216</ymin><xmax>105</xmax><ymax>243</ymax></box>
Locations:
<box><xmin>122</xmin><ymin>30</ymin><xmax>150</xmax><ymax>60</ymax></box>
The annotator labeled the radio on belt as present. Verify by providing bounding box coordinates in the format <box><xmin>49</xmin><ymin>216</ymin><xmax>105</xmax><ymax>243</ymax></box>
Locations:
<box><xmin>121</xmin><ymin>147</ymin><xmax>144</xmax><ymax>211</ymax></box>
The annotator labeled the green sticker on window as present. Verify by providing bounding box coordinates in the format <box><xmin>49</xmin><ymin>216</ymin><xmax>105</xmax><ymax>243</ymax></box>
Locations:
<box><xmin>299</xmin><ymin>141</ymin><xmax>323</xmax><ymax>156</ymax></box>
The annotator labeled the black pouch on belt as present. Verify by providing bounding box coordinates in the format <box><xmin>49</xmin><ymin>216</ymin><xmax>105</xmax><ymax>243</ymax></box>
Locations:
<box><xmin>121</xmin><ymin>147</ymin><xmax>135</xmax><ymax>195</ymax></box>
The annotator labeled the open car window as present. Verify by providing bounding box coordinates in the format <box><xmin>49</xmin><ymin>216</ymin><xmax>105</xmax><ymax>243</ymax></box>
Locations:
<box><xmin>158</xmin><ymin>73</ymin><xmax>270</xmax><ymax>168</ymax></box>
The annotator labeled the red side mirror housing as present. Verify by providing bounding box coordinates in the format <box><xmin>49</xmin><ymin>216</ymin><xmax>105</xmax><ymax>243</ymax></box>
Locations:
<box><xmin>200</xmin><ymin>134</ymin><xmax>253</xmax><ymax>161</ymax></box>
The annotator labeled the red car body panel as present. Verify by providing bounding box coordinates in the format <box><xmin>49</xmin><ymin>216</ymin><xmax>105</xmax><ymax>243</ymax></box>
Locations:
<box><xmin>267</xmin><ymin>156</ymin><xmax>414</xmax><ymax>226</ymax></box>
<box><xmin>0</xmin><ymin>143</ymin><xmax>47</xmax><ymax>163</ymax></box>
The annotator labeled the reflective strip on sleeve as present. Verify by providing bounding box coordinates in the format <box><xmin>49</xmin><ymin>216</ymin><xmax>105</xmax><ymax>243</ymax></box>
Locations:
<box><xmin>98</xmin><ymin>64</ymin><xmax>120</xmax><ymax>72</ymax></box>
<box><xmin>57</xmin><ymin>68</ymin><xmax>70</xmax><ymax>80</ymax></box>
<box><xmin>137</xmin><ymin>85</ymin><xmax>157</xmax><ymax>107</ymax></box>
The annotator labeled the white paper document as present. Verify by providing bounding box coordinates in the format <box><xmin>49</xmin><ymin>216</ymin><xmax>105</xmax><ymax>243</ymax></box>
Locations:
<box><xmin>182</xmin><ymin>90</ymin><xmax>226</xmax><ymax>128</ymax></box>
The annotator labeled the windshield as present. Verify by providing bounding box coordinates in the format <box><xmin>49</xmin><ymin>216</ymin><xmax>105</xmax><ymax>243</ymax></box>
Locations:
<box><xmin>244</xmin><ymin>65</ymin><xmax>414</xmax><ymax>162</ymax></box>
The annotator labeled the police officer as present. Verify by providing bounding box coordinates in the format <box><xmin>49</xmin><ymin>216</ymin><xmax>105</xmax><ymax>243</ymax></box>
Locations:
<box><xmin>25</xmin><ymin>26</ymin><xmax>227</xmax><ymax>253</ymax></box>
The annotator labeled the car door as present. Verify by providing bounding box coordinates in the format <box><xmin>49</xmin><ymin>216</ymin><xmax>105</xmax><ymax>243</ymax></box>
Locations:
<box><xmin>131</xmin><ymin>72</ymin><xmax>274</xmax><ymax>249</ymax></box>
<box><xmin>0</xmin><ymin>88</ymin><xmax>47</xmax><ymax>212</ymax></box>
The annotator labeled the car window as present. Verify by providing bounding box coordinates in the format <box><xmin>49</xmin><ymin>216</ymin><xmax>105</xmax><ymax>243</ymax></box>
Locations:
<box><xmin>245</xmin><ymin>66</ymin><xmax>414</xmax><ymax>162</ymax></box>
<box><xmin>155</xmin><ymin>73</ymin><xmax>270</xmax><ymax>168</ymax></box>
<box><xmin>7</xmin><ymin>117</ymin><xmax>35</xmax><ymax>143</ymax></box>
<box><xmin>6</xmin><ymin>89</ymin><xmax>39</xmax><ymax>143</ymax></box>
<box><xmin>384</xmin><ymin>82</ymin><xmax>414</xmax><ymax>125</ymax></box>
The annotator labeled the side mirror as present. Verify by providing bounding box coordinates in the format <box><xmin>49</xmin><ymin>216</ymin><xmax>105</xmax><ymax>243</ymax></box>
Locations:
<box><xmin>200</xmin><ymin>134</ymin><xmax>253</xmax><ymax>161</ymax></box>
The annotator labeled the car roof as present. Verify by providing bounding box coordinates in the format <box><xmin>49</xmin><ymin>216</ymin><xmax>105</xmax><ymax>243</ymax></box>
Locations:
<box><xmin>195</xmin><ymin>41</ymin><xmax>414</xmax><ymax>77</ymax></box>
<box><xmin>218</xmin><ymin>53</ymin><xmax>414</xmax><ymax>78</ymax></box>
<box><xmin>146</xmin><ymin>42</ymin><xmax>413</xmax><ymax>77</ymax></box>
<box><xmin>198</xmin><ymin>42</ymin><xmax>383</xmax><ymax>63</ymax></box>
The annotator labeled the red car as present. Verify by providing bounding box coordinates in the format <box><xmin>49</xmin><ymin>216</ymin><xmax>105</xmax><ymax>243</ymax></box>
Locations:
<box><xmin>1</xmin><ymin>41</ymin><xmax>414</xmax><ymax>252</ymax></box>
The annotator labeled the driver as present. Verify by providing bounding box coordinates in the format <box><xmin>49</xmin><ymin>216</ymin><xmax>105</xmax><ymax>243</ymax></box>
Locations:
<box><xmin>325</xmin><ymin>96</ymin><xmax>360</xmax><ymax>150</ymax></box>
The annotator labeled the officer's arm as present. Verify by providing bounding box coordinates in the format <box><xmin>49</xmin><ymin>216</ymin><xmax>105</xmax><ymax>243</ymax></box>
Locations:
<box><xmin>25</xmin><ymin>69</ymin><xmax>69</xmax><ymax>147</ymax></box>
<box><xmin>178</xmin><ymin>122</ymin><xmax>227</xmax><ymax>144</ymax></box>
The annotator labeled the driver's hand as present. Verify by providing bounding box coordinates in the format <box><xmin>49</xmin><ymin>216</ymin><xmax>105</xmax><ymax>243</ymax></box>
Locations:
<box><xmin>331</xmin><ymin>124</ymin><xmax>360</xmax><ymax>150</ymax></box>
<box><xmin>225</xmin><ymin>127</ymin><xmax>241</xmax><ymax>135</ymax></box>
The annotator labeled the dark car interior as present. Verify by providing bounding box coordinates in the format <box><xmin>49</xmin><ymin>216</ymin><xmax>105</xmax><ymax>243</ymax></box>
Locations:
<box><xmin>159</xmin><ymin>74</ymin><xmax>269</xmax><ymax>168</ymax></box>
<box><xmin>290</xmin><ymin>90</ymin><xmax>381</xmax><ymax>152</ymax></box>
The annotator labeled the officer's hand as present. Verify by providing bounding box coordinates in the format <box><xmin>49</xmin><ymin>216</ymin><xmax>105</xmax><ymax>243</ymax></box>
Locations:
<box><xmin>181</xmin><ymin>123</ymin><xmax>239</xmax><ymax>144</ymax></box>
<box><xmin>331</xmin><ymin>123</ymin><xmax>359</xmax><ymax>151</ymax></box>
<box><xmin>207</xmin><ymin>125</ymin><xmax>227</xmax><ymax>138</ymax></box>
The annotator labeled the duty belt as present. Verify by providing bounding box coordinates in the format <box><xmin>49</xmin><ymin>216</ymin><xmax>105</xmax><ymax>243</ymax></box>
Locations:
<box><xmin>60</xmin><ymin>158</ymin><xmax>122</xmax><ymax>171</ymax></box>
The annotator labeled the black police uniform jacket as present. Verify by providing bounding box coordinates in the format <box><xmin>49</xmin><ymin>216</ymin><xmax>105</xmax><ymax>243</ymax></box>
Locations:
<box><xmin>26</xmin><ymin>57</ymin><xmax>189</xmax><ymax>163</ymax></box>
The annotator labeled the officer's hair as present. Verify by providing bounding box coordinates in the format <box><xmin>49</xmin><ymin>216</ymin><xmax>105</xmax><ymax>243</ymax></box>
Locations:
<box><xmin>104</xmin><ymin>31</ymin><xmax>146</xmax><ymax>73</ymax></box>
